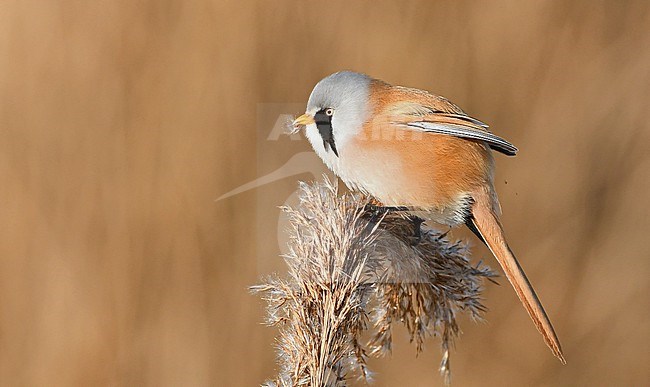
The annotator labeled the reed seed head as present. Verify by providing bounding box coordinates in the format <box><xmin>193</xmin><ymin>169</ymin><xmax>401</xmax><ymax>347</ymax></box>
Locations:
<box><xmin>252</xmin><ymin>178</ymin><xmax>495</xmax><ymax>386</ymax></box>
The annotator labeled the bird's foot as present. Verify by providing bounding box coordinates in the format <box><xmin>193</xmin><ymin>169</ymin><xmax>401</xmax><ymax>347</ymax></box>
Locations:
<box><xmin>408</xmin><ymin>215</ymin><xmax>425</xmax><ymax>246</ymax></box>
<box><xmin>363</xmin><ymin>204</ymin><xmax>409</xmax><ymax>215</ymax></box>
<box><xmin>363</xmin><ymin>204</ymin><xmax>422</xmax><ymax>245</ymax></box>
<box><xmin>363</xmin><ymin>204</ymin><xmax>409</xmax><ymax>224</ymax></box>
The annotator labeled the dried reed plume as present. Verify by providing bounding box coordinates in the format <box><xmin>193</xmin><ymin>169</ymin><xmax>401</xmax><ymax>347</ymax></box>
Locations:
<box><xmin>252</xmin><ymin>178</ymin><xmax>496</xmax><ymax>386</ymax></box>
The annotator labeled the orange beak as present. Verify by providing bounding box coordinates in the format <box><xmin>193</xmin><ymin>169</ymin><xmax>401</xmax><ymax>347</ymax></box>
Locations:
<box><xmin>293</xmin><ymin>113</ymin><xmax>315</xmax><ymax>127</ymax></box>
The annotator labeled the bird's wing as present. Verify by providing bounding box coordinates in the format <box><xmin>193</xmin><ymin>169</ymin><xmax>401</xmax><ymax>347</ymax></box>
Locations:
<box><xmin>386</xmin><ymin>97</ymin><xmax>518</xmax><ymax>156</ymax></box>
<box><xmin>398</xmin><ymin>120</ymin><xmax>518</xmax><ymax>156</ymax></box>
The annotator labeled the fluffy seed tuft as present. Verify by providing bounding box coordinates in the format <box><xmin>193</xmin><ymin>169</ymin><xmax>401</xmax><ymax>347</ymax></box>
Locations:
<box><xmin>252</xmin><ymin>178</ymin><xmax>496</xmax><ymax>386</ymax></box>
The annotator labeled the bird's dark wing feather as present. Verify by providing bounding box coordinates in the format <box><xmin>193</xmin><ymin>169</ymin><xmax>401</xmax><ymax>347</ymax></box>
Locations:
<box><xmin>398</xmin><ymin>120</ymin><xmax>518</xmax><ymax>156</ymax></box>
<box><xmin>385</xmin><ymin>96</ymin><xmax>519</xmax><ymax>156</ymax></box>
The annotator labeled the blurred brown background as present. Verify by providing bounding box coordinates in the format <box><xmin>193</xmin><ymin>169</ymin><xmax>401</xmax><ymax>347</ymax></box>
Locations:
<box><xmin>1</xmin><ymin>1</ymin><xmax>649</xmax><ymax>386</ymax></box>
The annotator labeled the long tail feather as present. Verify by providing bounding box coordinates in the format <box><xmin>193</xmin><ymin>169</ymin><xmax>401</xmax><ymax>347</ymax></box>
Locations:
<box><xmin>469</xmin><ymin>191</ymin><xmax>566</xmax><ymax>364</ymax></box>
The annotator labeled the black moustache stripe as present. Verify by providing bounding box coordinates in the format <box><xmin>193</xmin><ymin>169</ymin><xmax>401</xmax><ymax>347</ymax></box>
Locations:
<box><xmin>314</xmin><ymin>109</ymin><xmax>338</xmax><ymax>157</ymax></box>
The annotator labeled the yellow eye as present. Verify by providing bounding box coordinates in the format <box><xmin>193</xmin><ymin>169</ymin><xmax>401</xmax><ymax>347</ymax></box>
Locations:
<box><xmin>325</xmin><ymin>108</ymin><xmax>334</xmax><ymax>116</ymax></box>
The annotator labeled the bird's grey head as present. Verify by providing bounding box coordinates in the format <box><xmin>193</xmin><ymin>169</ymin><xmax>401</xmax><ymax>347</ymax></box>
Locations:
<box><xmin>307</xmin><ymin>71</ymin><xmax>371</xmax><ymax>113</ymax></box>
<box><xmin>301</xmin><ymin>71</ymin><xmax>371</xmax><ymax>157</ymax></box>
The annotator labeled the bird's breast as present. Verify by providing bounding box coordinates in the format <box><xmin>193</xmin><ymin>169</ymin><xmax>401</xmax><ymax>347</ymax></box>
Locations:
<box><xmin>305</xmin><ymin>122</ymin><xmax>494</xmax><ymax>226</ymax></box>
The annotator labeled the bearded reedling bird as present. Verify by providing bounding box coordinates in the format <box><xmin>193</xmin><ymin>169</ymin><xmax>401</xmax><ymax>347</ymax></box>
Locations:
<box><xmin>292</xmin><ymin>71</ymin><xmax>565</xmax><ymax>363</ymax></box>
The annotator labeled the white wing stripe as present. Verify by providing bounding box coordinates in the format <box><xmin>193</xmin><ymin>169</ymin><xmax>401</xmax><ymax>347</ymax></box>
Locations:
<box><xmin>397</xmin><ymin>122</ymin><xmax>518</xmax><ymax>156</ymax></box>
